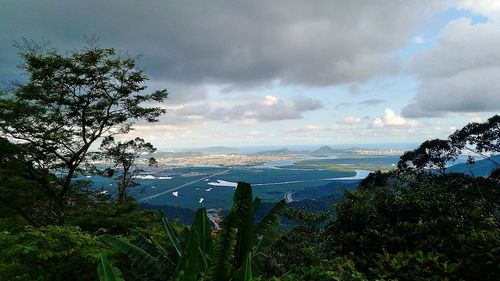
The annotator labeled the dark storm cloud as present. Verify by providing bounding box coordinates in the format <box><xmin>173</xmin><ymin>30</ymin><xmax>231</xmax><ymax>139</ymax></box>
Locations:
<box><xmin>1</xmin><ymin>0</ymin><xmax>444</xmax><ymax>88</ymax></box>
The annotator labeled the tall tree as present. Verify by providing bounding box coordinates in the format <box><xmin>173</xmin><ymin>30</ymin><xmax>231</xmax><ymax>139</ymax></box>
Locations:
<box><xmin>100</xmin><ymin>136</ymin><xmax>156</xmax><ymax>204</ymax></box>
<box><xmin>0</xmin><ymin>40</ymin><xmax>168</xmax><ymax>212</ymax></box>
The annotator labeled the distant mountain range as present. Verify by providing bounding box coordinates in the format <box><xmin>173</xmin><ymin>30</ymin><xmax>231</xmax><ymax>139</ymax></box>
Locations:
<box><xmin>153</xmin><ymin>145</ymin><xmax>409</xmax><ymax>157</ymax></box>
<box><xmin>196</xmin><ymin>146</ymin><xmax>241</xmax><ymax>154</ymax></box>
<box><xmin>164</xmin><ymin>145</ymin><xmax>347</xmax><ymax>156</ymax></box>
<box><xmin>251</xmin><ymin>148</ymin><xmax>292</xmax><ymax>156</ymax></box>
<box><xmin>447</xmin><ymin>155</ymin><xmax>499</xmax><ymax>177</ymax></box>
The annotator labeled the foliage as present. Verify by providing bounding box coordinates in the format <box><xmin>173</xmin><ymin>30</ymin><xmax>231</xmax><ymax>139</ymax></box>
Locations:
<box><xmin>325</xmin><ymin>173</ymin><xmax>500</xmax><ymax>280</ymax></box>
<box><xmin>65</xmin><ymin>200</ymin><xmax>159</xmax><ymax>235</ymax></box>
<box><xmin>98</xmin><ymin>254</ymin><xmax>125</xmax><ymax>281</ymax></box>
<box><xmin>0</xmin><ymin>225</ymin><xmax>106</xmax><ymax>280</ymax></box>
<box><xmin>262</xmin><ymin>207</ymin><xmax>330</xmax><ymax>278</ymax></box>
<box><xmin>450</xmin><ymin>115</ymin><xmax>500</xmax><ymax>154</ymax></box>
<box><xmin>102</xmin><ymin>182</ymin><xmax>286</xmax><ymax>280</ymax></box>
<box><xmin>0</xmin><ymin>137</ymin><xmax>61</xmax><ymax>226</ymax></box>
<box><xmin>398</xmin><ymin>115</ymin><xmax>499</xmax><ymax>174</ymax></box>
<box><xmin>267</xmin><ymin>258</ymin><xmax>368</xmax><ymax>281</ymax></box>
<box><xmin>397</xmin><ymin>139</ymin><xmax>459</xmax><ymax>173</ymax></box>
<box><xmin>100</xmin><ymin>136</ymin><xmax>157</xmax><ymax>204</ymax></box>
<box><xmin>0</xmin><ymin>39</ymin><xmax>168</xmax><ymax>213</ymax></box>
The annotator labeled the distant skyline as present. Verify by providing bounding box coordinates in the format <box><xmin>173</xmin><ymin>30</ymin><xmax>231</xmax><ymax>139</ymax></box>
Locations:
<box><xmin>2</xmin><ymin>1</ymin><xmax>499</xmax><ymax>149</ymax></box>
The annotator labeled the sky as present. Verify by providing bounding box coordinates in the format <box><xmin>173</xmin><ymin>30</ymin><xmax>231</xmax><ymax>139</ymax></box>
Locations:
<box><xmin>1</xmin><ymin>0</ymin><xmax>499</xmax><ymax>150</ymax></box>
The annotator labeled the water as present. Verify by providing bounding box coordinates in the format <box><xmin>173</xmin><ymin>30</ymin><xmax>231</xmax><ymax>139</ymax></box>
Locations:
<box><xmin>84</xmin><ymin>156</ymin><xmax>397</xmax><ymax>210</ymax></box>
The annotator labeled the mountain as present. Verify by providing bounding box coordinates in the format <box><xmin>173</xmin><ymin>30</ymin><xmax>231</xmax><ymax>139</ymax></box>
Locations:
<box><xmin>197</xmin><ymin>146</ymin><xmax>240</xmax><ymax>154</ymax></box>
<box><xmin>446</xmin><ymin>155</ymin><xmax>500</xmax><ymax>177</ymax></box>
<box><xmin>311</xmin><ymin>146</ymin><xmax>341</xmax><ymax>155</ymax></box>
<box><xmin>252</xmin><ymin>148</ymin><xmax>291</xmax><ymax>156</ymax></box>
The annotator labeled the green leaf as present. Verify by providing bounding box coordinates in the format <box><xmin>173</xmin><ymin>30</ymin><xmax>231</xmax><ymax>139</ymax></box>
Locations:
<box><xmin>102</xmin><ymin>234</ymin><xmax>165</xmax><ymax>279</ymax></box>
<box><xmin>232</xmin><ymin>182</ymin><xmax>255</xmax><ymax>268</ymax></box>
<box><xmin>253</xmin><ymin>199</ymin><xmax>286</xmax><ymax>274</ymax></box>
<box><xmin>235</xmin><ymin>252</ymin><xmax>254</xmax><ymax>281</ymax></box>
<box><xmin>163</xmin><ymin>216</ymin><xmax>182</xmax><ymax>258</ymax></box>
<box><xmin>97</xmin><ymin>254</ymin><xmax>124</xmax><ymax>281</ymax></box>
<box><xmin>192</xmin><ymin>208</ymin><xmax>214</xmax><ymax>269</ymax></box>
<box><xmin>173</xmin><ymin>223</ymin><xmax>201</xmax><ymax>281</ymax></box>
<box><xmin>208</xmin><ymin>226</ymin><xmax>238</xmax><ymax>280</ymax></box>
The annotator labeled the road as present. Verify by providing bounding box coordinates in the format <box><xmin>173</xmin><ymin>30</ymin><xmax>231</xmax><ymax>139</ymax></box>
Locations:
<box><xmin>138</xmin><ymin>169</ymin><xmax>230</xmax><ymax>202</ymax></box>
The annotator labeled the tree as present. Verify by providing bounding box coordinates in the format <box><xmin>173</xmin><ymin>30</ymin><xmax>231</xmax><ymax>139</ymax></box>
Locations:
<box><xmin>0</xmin><ymin>137</ymin><xmax>61</xmax><ymax>225</ymax></box>
<box><xmin>0</xmin><ymin>39</ymin><xmax>168</xmax><ymax>213</ymax></box>
<box><xmin>100</xmin><ymin>136</ymin><xmax>157</xmax><ymax>204</ymax></box>
<box><xmin>449</xmin><ymin>115</ymin><xmax>499</xmax><ymax>165</ymax></box>
<box><xmin>324</xmin><ymin>173</ymin><xmax>500</xmax><ymax>280</ymax></box>
<box><xmin>397</xmin><ymin>116</ymin><xmax>499</xmax><ymax>175</ymax></box>
<box><xmin>397</xmin><ymin>139</ymin><xmax>459</xmax><ymax>174</ymax></box>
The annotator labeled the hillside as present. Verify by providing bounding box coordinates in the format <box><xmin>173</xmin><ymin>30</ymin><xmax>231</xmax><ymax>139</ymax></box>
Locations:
<box><xmin>311</xmin><ymin>145</ymin><xmax>340</xmax><ymax>155</ymax></box>
<box><xmin>252</xmin><ymin>148</ymin><xmax>292</xmax><ymax>156</ymax></box>
<box><xmin>447</xmin><ymin>155</ymin><xmax>500</xmax><ymax>177</ymax></box>
<box><xmin>196</xmin><ymin>146</ymin><xmax>240</xmax><ymax>154</ymax></box>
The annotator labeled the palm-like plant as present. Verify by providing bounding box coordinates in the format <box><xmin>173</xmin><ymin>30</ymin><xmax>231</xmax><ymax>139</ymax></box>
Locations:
<box><xmin>99</xmin><ymin>182</ymin><xmax>286</xmax><ymax>281</ymax></box>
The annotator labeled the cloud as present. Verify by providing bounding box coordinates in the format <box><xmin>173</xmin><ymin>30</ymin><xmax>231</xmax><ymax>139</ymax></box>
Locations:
<box><xmin>337</xmin><ymin>116</ymin><xmax>362</xmax><ymax>125</ymax></box>
<box><xmin>459</xmin><ymin>0</ymin><xmax>500</xmax><ymax>20</ymax></box>
<box><xmin>293</xmin><ymin>96</ymin><xmax>324</xmax><ymax>112</ymax></box>
<box><xmin>174</xmin><ymin>104</ymin><xmax>209</xmax><ymax>116</ymax></box>
<box><xmin>401</xmin><ymin>103</ymin><xmax>446</xmax><ymax>118</ymax></box>
<box><xmin>174</xmin><ymin>95</ymin><xmax>323</xmax><ymax>123</ymax></box>
<box><xmin>1</xmin><ymin>0</ymin><xmax>446</xmax><ymax>88</ymax></box>
<box><xmin>335</xmin><ymin>102</ymin><xmax>353</xmax><ymax>110</ymax></box>
<box><xmin>358</xmin><ymin>99</ymin><xmax>385</xmax><ymax>106</ymax></box>
<box><xmin>371</xmin><ymin>108</ymin><xmax>418</xmax><ymax>128</ymax></box>
<box><xmin>403</xmin><ymin>17</ymin><xmax>500</xmax><ymax>117</ymax></box>
<box><xmin>335</xmin><ymin>99</ymin><xmax>385</xmax><ymax>110</ymax></box>
<box><xmin>411</xmin><ymin>36</ymin><xmax>426</xmax><ymax>44</ymax></box>
<box><xmin>287</xmin><ymin>124</ymin><xmax>330</xmax><ymax>133</ymax></box>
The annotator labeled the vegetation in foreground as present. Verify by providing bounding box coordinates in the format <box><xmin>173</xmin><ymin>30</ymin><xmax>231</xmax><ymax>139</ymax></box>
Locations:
<box><xmin>0</xmin><ymin>42</ymin><xmax>498</xmax><ymax>280</ymax></box>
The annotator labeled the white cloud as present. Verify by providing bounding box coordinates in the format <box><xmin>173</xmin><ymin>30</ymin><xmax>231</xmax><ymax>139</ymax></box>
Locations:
<box><xmin>287</xmin><ymin>124</ymin><xmax>330</xmax><ymax>133</ymax></box>
<box><xmin>403</xmin><ymin>17</ymin><xmax>500</xmax><ymax>117</ymax></box>
<box><xmin>262</xmin><ymin>95</ymin><xmax>278</xmax><ymax>106</ymax></box>
<box><xmin>371</xmin><ymin>109</ymin><xmax>418</xmax><ymax>128</ymax></box>
<box><xmin>459</xmin><ymin>0</ymin><xmax>500</xmax><ymax>20</ymax></box>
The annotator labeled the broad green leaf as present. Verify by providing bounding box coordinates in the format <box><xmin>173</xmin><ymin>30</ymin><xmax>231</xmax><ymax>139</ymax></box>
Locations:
<box><xmin>102</xmin><ymin>234</ymin><xmax>164</xmax><ymax>279</ymax></box>
<box><xmin>232</xmin><ymin>182</ymin><xmax>255</xmax><ymax>268</ymax></box>
<box><xmin>208</xmin><ymin>226</ymin><xmax>237</xmax><ymax>280</ymax></box>
<box><xmin>173</xmin><ymin>224</ymin><xmax>200</xmax><ymax>281</ymax></box>
<box><xmin>253</xmin><ymin>199</ymin><xmax>286</xmax><ymax>274</ymax></box>
<box><xmin>234</xmin><ymin>252</ymin><xmax>254</xmax><ymax>281</ymax></box>
<box><xmin>163</xmin><ymin>216</ymin><xmax>182</xmax><ymax>258</ymax></box>
<box><xmin>97</xmin><ymin>254</ymin><xmax>124</xmax><ymax>281</ymax></box>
